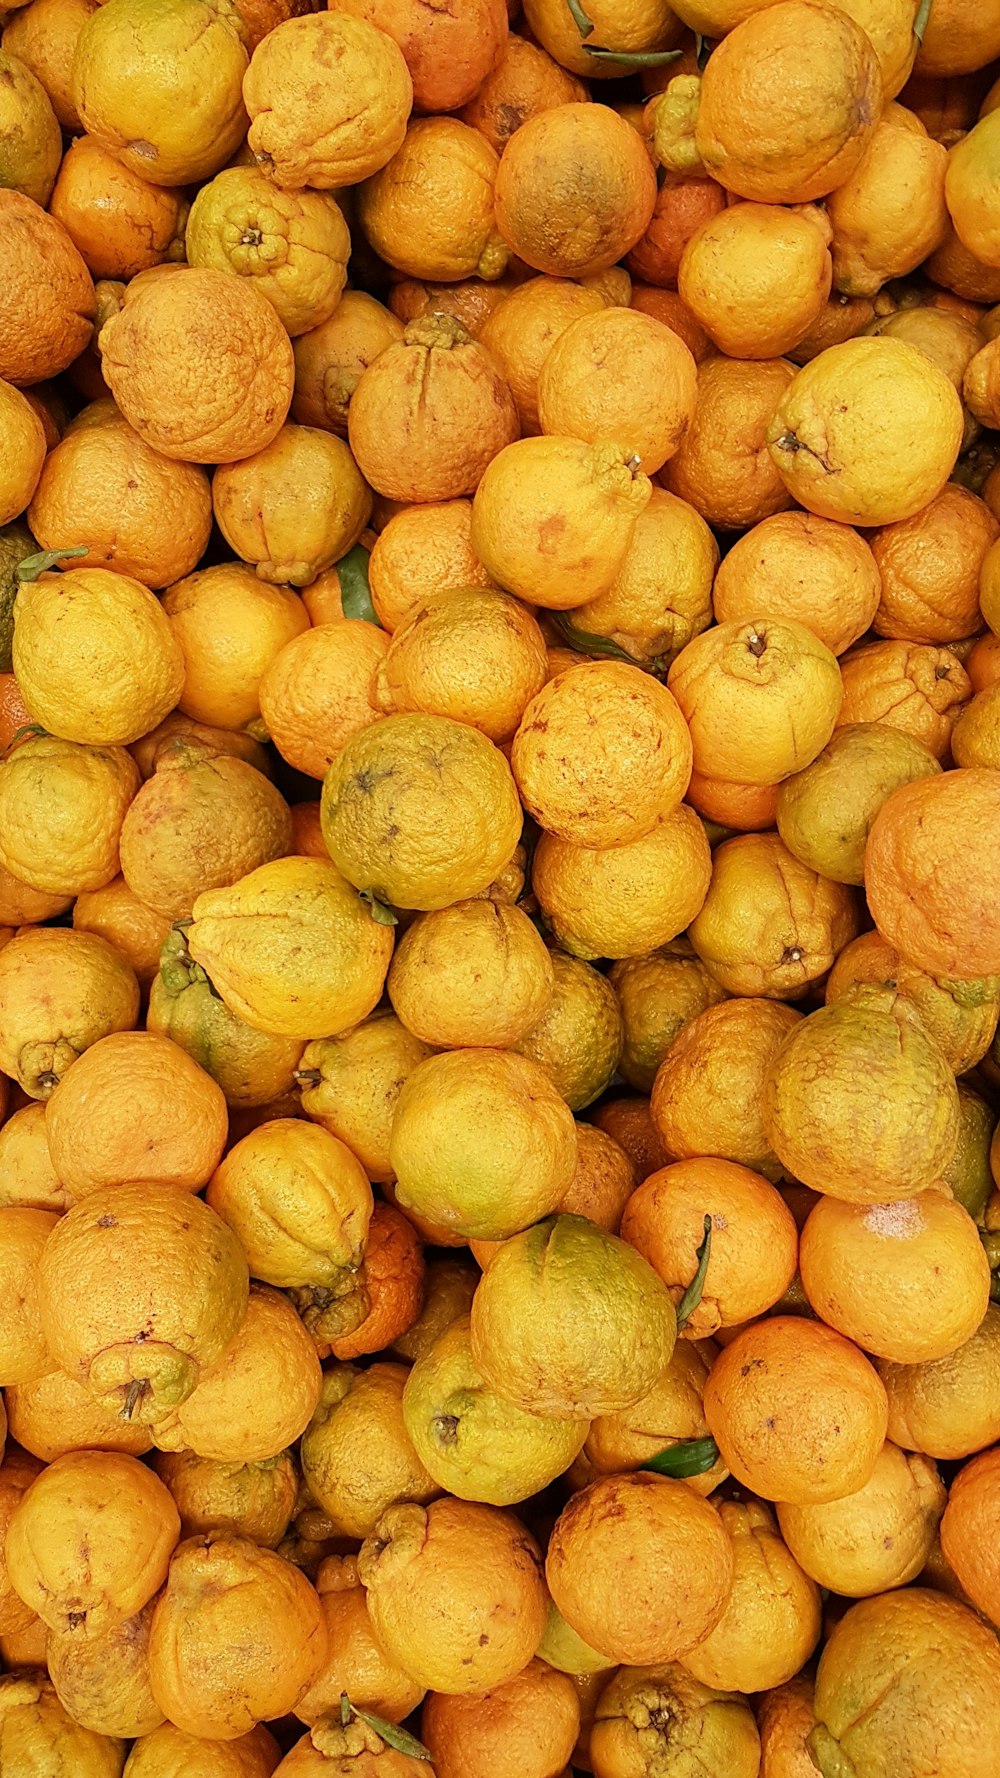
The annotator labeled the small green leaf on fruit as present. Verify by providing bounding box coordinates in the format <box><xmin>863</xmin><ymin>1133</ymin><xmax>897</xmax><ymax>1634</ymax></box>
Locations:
<box><xmin>643</xmin><ymin>1436</ymin><xmax>720</xmax><ymax>1479</ymax></box>
<box><xmin>675</xmin><ymin>1214</ymin><xmax>713</xmax><ymax>1332</ymax></box>
<box><xmin>15</xmin><ymin>546</ymin><xmax>88</xmax><ymax>583</ymax></box>
<box><xmin>338</xmin><ymin>545</ymin><xmax>382</xmax><ymax>627</ymax></box>
<box><xmin>353</xmin><ymin>1709</ymin><xmax>433</xmax><ymax>1760</ymax></box>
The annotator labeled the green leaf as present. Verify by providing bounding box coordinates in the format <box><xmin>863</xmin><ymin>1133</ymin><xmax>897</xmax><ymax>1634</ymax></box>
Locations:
<box><xmin>338</xmin><ymin>545</ymin><xmax>382</xmax><ymax>627</ymax></box>
<box><xmin>914</xmin><ymin>0</ymin><xmax>932</xmax><ymax>42</ymax></box>
<box><xmin>566</xmin><ymin>0</ymin><xmax>594</xmax><ymax>37</ymax></box>
<box><xmin>554</xmin><ymin>615</ymin><xmax>647</xmax><ymax>666</ymax></box>
<box><xmin>15</xmin><ymin>546</ymin><xmax>88</xmax><ymax>583</ymax></box>
<box><xmin>353</xmin><ymin>1709</ymin><xmax>433</xmax><ymax>1761</ymax></box>
<box><xmin>583</xmin><ymin>45</ymin><xmax>683</xmax><ymax>64</ymax></box>
<box><xmin>6</xmin><ymin>723</ymin><xmax>47</xmax><ymax>750</ymax></box>
<box><xmin>642</xmin><ymin>1436</ymin><xmax>720</xmax><ymax>1479</ymax></box>
<box><xmin>675</xmin><ymin>1214</ymin><xmax>713</xmax><ymax>1332</ymax></box>
<box><xmin>359</xmin><ymin>888</ymin><xmax>398</xmax><ymax>927</ymax></box>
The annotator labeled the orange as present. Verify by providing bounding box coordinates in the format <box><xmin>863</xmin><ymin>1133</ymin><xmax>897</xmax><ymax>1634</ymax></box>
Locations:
<box><xmin>130</xmin><ymin>712</ymin><xmax>271</xmax><ymax>779</ymax></box>
<box><xmin>0</xmin><ymin>1445</ymin><xmax>44</xmax><ymax>1637</ymax></box>
<box><xmin>152</xmin><ymin>1447</ymin><xmax>298</xmax><ymax>1549</ymax></box>
<box><xmin>836</xmin><ymin>638</ymin><xmax>971</xmax><ymax>759</ymax></box>
<box><xmin>6</xmin><ymin>1355</ymin><xmax>152</xmax><ymax>1464</ymax></box>
<box><xmin>0</xmin><ymin>925</ymin><xmax>140</xmax><ymax>1099</ymax></box>
<box><xmin>689</xmin><ymin>2</ymin><xmax>881</xmax><ymax>204</ymax></box>
<box><xmin>242</xmin><ymin>12</ymin><xmax>412</xmax><ymax>189</ymax></box>
<box><xmin>626</xmin><ymin>169</ymin><xmax>727</xmax><ymax>289</ymax></box>
<box><xmin>212</xmin><ymin>425</ymin><xmax>371</xmax><ymax>587</ymax></box>
<box><xmin>348</xmin><ymin>315</ymin><xmax>518</xmax><ymax>503</ymax></box>
<box><xmin>537</xmin><ymin>307</ymin><xmax>696</xmax><ymax>476</ymax></box>
<box><xmin>368</xmin><ymin>500</ymin><xmax>490</xmax><ymax>632</ymax></box>
<box><xmin>299</xmin><ymin>1361</ymin><xmax>437</xmax><ymax>1540</ymax></box>
<box><xmin>914</xmin><ymin>0</ymin><xmax>1000</xmax><ymax>77</ymax></box>
<box><xmin>6</xmin><ymin>1448</ymin><xmax>179</xmax><ymax>1638</ymax></box>
<box><xmin>297</xmin><ymin>1011</ymin><xmax>433</xmax><ymax>1185</ymax></box>
<box><xmin>533</xmin><ymin>804</ymin><xmax>711</xmax><ymax>961</ymax></box>
<box><xmin>952</xmin><ymin>683</ymin><xmax>1000</xmax><ymax>768</ymax></box>
<box><xmin>581</xmin><ymin>1338</ymin><xmax>725</xmax><ymax>1497</ymax></box>
<box><xmin>0</xmin><ymin>671</ymin><xmax>32</xmax><ymax>757</ymax></box>
<box><xmin>153</xmin><ymin>1284</ymin><xmax>322</xmax><ymax>1465</ymax></box>
<box><xmin>800</xmin><ymin>1191</ymin><xmax>990</xmax><ymax>1364</ymax></box>
<box><xmin>422</xmin><ymin>1658</ymin><xmax>579</xmax><ymax>1778</ymax></box>
<box><xmin>688</xmin><ymin>832</ymin><xmax>858</xmax><ymax>999</ymax></box>
<box><xmin>46</xmin><ymin>1596</ymin><xmax>164</xmax><ymax>1739</ymax></box>
<box><xmin>477</xmin><ymin>277</ymin><xmax>608</xmax><ymax>437</ymax></box>
<box><xmin>668</xmin><ymin>618</ymin><xmax>843</xmax><ymax>786</ymax></box>
<box><xmin>2</xmin><ymin>0</ymin><xmax>99</xmax><ymax>132</ymax></box>
<box><xmin>358</xmin><ymin>1497</ymin><xmax>547</xmax><ymax>1694</ymax></box>
<box><xmin>386</xmin><ymin>273</ymin><xmax>514</xmax><ymax>339</ymax></box>
<box><xmin>681</xmin><ymin>1499</ymin><xmax>822</xmax><ymax>1694</ymax></box>
<box><xmin>124</xmin><ymin>1722</ymin><xmax>281</xmax><ymax>1777</ymax></box>
<box><xmin>776</xmin><ymin>726</ymin><xmax>943</xmax><ymax>891</ymax></box>
<box><xmin>331</xmin><ymin>0</ymin><xmax>506</xmax><ymax>114</ymax></box>
<box><xmin>662</xmin><ymin>355</ymin><xmax>796</xmax><ymax>531</ymax></box>
<box><xmin>0</xmin><ymin>735</ymin><xmax>139</xmax><ymax>898</ymax></box>
<box><xmin>358</xmin><ymin>119</ymin><xmax>508</xmax><ymax>282</ymax></box>
<box><xmin>590</xmin><ymin>1664</ymin><xmax>761</xmax><ymax>1778</ymax></box>
<box><xmin>521</xmin><ymin>0</ymin><xmax>682</xmax><ymax>78</ymax></box>
<box><xmin>940</xmin><ymin>1446</ymin><xmax>1000</xmax><ymax>1624</ymax></box>
<box><xmin>74</xmin><ymin>0</ymin><xmax>249</xmax><ymax>186</ymax></box>
<box><xmin>328</xmin><ymin>1201</ymin><xmax>426</xmax><ymax>1362</ymax></box>
<box><xmin>0</xmin><ymin>1103</ymin><xmax>68</xmax><ymax>1213</ymax></box>
<box><xmin>866</xmin><ymin>768</ymin><xmax>1000</xmax><ymax>976</ymax></box>
<box><xmin>764</xmin><ymin>992</ymin><xmax>960</xmax><ymax>1203</ymax></box>
<box><xmin>185</xmin><ymin>167</ymin><xmax>349</xmax><ymax>340</ymax></box>
<box><xmin>870</xmin><ymin>483</ymin><xmax>997</xmax><ymax>642</ymax></box>
<box><xmin>705</xmin><ymin>1316</ymin><xmax>889</xmax><ymax>1504</ymax></box>
<box><xmin>827</xmin><ymin>103</ymin><xmax>949</xmax><ymax>297</ymax></box>
<box><xmin>376</xmin><ymin>586</ymin><xmax>546</xmax><ymax>746</ymax></box>
<box><xmin>295</xmin><ymin>1552</ymin><xmax>424</xmax><ymax>1727</ymax></box>
<box><xmin>788</xmin><ymin>291</ymin><xmax>877</xmax><ymax>363</ymax></box>
<box><xmin>38</xmin><ymin>1181</ymin><xmax>249</xmax><ymax>1422</ymax></box>
<box><xmin>0</xmin><ymin>189</ymin><xmax>95</xmax><ymax>385</ymax></box>
<box><xmin>926</xmin><ymin>223</ymin><xmax>1000</xmax><ymax>304</ymax></box>
<box><xmin>460</xmin><ymin>34</ymin><xmax>586</xmax><ymax>155</ymax></box>
<box><xmin>0</xmin><ymin>1671</ymin><xmax>129</xmax><ymax>1772</ymax></box>
<box><xmin>0</xmin><ymin>1206</ymin><xmax>58</xmax><ymax>1385</ymax></box>
<box><xmin>495</xmin><ymin>103</ymin><xmax>657</xmax><ymax>278</ymax></box>
<box><xmin>49</xmin><ymin>136</ymin><xmax>188</xmax><ymax>281</ymax></box>
<box><xmin>514</xmin><ymin>950</ymin><xmax>623</xmax><ymax>1112</ymax></box>
<box><xmin>512</xmin><ymin>662</ymin><xmax>691</xmax><ymax>847</ymax></box>
<box><xmin>546</xmin><ymin>1473</ymin><xmax>732</xmax><ymax>1666</ymax></box>
<box><xmin>260</xmin><ymin>621</ymin><xmax>387</xmax><ymax>779</ymax></box>
<box><xmin>712</xmin><ymin>510</ymin><xmax>880</xmax><ymax>658</ymax></box>
<box><xmin>589</xmin><ymin>1095</ymin><xmax>669</xmax><ymax>1181</ymax></box>
<box><xmin>28</xmin><ymin>402</ymin><xmax>211</xmax><ymax>590</ymax></box>
<box><xmin>0</xmin><ymin>379</ymin><xmax>45</xmax><ymax>526</ymax></box>
<box><xmin>567</xmin><ymin>486</ymin><xmax>717</xmax><ymax>671</ymax></box>
<box><xmin>164</xmin><ymin>562</ymin><xmax>308</xmax><ymax>733</ymax></box>
<box><xmin>622</xmin><ymin>1157</ymin><xmax>799</xmax><ymax>1338</ymax></box>
<box><xmin>147</xmin><ymin>929</ymin><xmax>305</xmax><ymax>1110</ymax></box>
<box><xmin>148</xmin><ymin>1534</ymin><xmax>326</xmax><ymax>1738</ymax></box>
<box><xmin>679</xmin><ymin>201</ymin><xmax>832</xmax><ymax>359</ymax></box>
<box><xmin>43</xmin><ymin>1030</ymin><xmax>227</xmax><ymax>1200</ymax></box>
<box><xmin>291</xmin><ymin>291</ymin><xmax>404</xmax><ymax>436</ymax></box>
<box><xmin>630</xmin><ymin>280</ymin><xmax>711</xmax><ymax>359</ymax></box>
<box><xmin>827</xmin><ymin>928</ymin><xmax>999</xmax><ymax>1074</ymax></box>
<box><xmin>964</xmin><ymin>336</ymin><xmax>1000</xmax><ymax>429</ymax></box>
<box><xmin>387</xmin><ymin>899</ymin><xmax>553</xmax><ymax>1049</ymax></box>
<box><xmin>809</xmin><ymin>1588</ymin><xmax>1000</xmax><ymax>1778</ymax></box>
<box><xmin>471</xmin><ymin>436</ymin><xmax>651</xmax><ymax>609</ymax></box>
<box><xmin>947</xmin><ymin>109</ymin><xmax>1000</xmax><ymax>271</ymax></box>
<box><xmin>685</xmin><ymin>771</ymin><xmax>778</xmax><ymax>830</ymax></box>
<box><xmin>878</xmin><ymin>1303</ymin><xmax>1000</xmax><ymax>1459</ymax></box>
<box><xmin>768</xmin><ymin>337</ymin><xmax>965</xmax><ymax>527</ymax></box>
<box><xmin>610</xmin><ymin>945</ymin><xmax>726</xmax><ymax>1095</ymax></box>
<box><xmin>99</xmin><ymin>268</ymin><xmax>293</xmax><ymax>464</ymax></box>
<box><xmin>651</xmin><ymin>996</ymin><xmax>800</xmax><ymax>1179</ymax></box>
<box><xmin>777</xmin><ymin>1440</ymin><xmax>946</xmax><ymax>1600</ymax></box>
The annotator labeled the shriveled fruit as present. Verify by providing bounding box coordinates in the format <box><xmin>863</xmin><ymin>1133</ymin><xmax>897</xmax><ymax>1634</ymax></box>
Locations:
<box><xmin>300</xmin><ymin>1363</ymin><xmax>437</xmax><ymax>1540</ymax></box>
<box><xmin>213</xmin><ymin>426</ymin><xmax>371</xmax><ymax>588</ymax></box>
<box><xmin>514</xmin><ymin>952</ymin><xmax>623</xmax><ymax>1113</ymax></box>
<box><xmin>0</xmin><ymin>190</ymin><xmax>95</xmax><ymax>385</ymax></box>
<box><xmin>777</xmin><ymin>1441</ymin><xmax>946</xmax><ymax>1598</ymax></box>
<box><xmin>47</xmin><ymin>1599</ymin><xmax>164</xmax><ymax>1739</ymax></box>
<box><xmin>153</xmin><ymin>1448</ymin><xmax>298</xmax><ymax>1550</ymax></box>
<box><xmin>0</xmin><ymin>1671</ymin><xmax>126</xmax><ymax>1776</ymax></box>
<box><xmin>388</xmin><ymin>900</ymin><xmax>553</xmax><ymax>1050</ymax></box>
<box><xmin>297</xmin><ymin>1012</ymin><xmax>432</xmax><ymax>1185</ymax></box>
<box><xmin>866</xmin><ymin>768</ymin><xmax>1000</xmax><ymax>977</ymax></box>
<box><xmin>292</xmin><ymin>291</ymin><xmax>404</xmax><ymax>436</ymax></box>
<box><xmin>568</xmin><ymin>486</ymin><xmax>718</xmax><ymax>672</ymax></box>
<box><xmin>6</xmin><ymin>1368</ymin><xmax>153</xmax><ymax>1464</ymax></box>
<box><xmin>186</xmin><ymin>168</ymin><xmax>349</xmax><ymax>338</ymax></box>
<box><xmin>590</xmin><ymin>1664</ymin><xmax>761</xmax><ymax>1778</ymax></box>
<box><xmin>0</xmin><ymin>735</ymin><xmax>139</xmax><ymax>898</ymax></box>
<box><xmin>651</xmin><ymin>996</ymin><xmax>800</xmax><ymax>1179</ymax></box>
<box><xmin>836</xmin><ymin>638</ymin><xmax>971</xmax><ymax>760</ymax></box>
<box><xmin>295</xmin><ymin>1553</ymin><xmax>425</xmax><ymax>1728</ymax></box>
<box><xmin>688</xmin><ymin>832</ymin><xmax>858</xmax><ymax>999</ymax></box>
<box><xmin>663</xmin><ymin>354</ymin><xmax>796</xmax><ymax>532</ymax></box>
<box><xmin>681</xmin><ymin>1499</ymin><xmax>821</xmax><ymax>1694</ymax></box>
<box><xmin>0</xmin><ymin>926</ymin><xmax>139</xmax><ymax>1099</ymax></box>
<box><xmin>825</xmin><ymin>929</ymin><xmax>1000</xmax><ymax>1074</ymax></box>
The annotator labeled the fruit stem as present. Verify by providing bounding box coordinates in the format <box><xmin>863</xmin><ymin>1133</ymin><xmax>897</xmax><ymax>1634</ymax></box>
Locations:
<box><xmin>15</xmin><ymin>546</ymin><xmax>88</xmax><ymax>583</ymax></box>
<box><xmin>675</xmin><ymin>1214</ymin><xmax>713</xmax><ymax>1330</ymax></box>
<box><xmin>121</xmin><ymin>1378</ymin><xmax>151</xmax><ymax>1421</ymax></box>
<box><xmin>746</xmin><ymin>630</ymin><xmax>768</xmax><ymax>659</ymax></box>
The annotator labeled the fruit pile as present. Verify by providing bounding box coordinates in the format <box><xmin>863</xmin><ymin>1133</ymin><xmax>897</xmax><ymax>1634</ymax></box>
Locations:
<box><xmin>2</xmin><ymin>0</ymin><xmax>1000</xmax><ymax>1773</ymax></box>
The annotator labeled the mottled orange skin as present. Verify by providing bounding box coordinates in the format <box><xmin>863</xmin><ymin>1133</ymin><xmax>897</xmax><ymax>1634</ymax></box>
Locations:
<box><xmin>495</xmin><ymin>103</ymin><xmax>657</xmax><ymax>279</ymax></box>
<box><xmin>0</xmin><ymin>190</ymin><xmax>95</xmax><ymax>385</ymax></box>
<box><xmin>50</xmin><ymin>137</ymin><xmax>188</xmax><ymax>280</ymax></box>
<box><xmin>330</xmin><ymin>0</ymin><xmax>507</xmax><ymax>114</ymax></box>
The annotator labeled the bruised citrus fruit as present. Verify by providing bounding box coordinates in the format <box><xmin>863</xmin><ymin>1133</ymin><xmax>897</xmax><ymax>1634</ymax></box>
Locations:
<box><xmin>495</xmin><ymin>103</ymin><xmax>656</xmax><ymax>279</ymax></box>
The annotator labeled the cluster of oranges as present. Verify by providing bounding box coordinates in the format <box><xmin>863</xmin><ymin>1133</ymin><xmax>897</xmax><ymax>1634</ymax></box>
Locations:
<box><xmin>2</xmin><ymin>0</ymin><xmax>1000</xmax><ymax>1774</ymax></box>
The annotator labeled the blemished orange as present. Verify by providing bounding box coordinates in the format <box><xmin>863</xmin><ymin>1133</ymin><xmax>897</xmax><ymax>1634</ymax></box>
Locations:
<box><xmin>242</xmin><ymin>11</ymin><xmax>412</xmax><ymax>189</ymax></box>
<box><xmin>422</xmin><ymin>1658</ymin><xmax>580</xmax><ymax>1778</ymax></box>
<box><xmin>27</xmin><ymin>401</ymin><xmax>212</xmax><ymax>590</ymax></box>
<box><xmin>940</xmin><ymin>1447</ymin><xmax>1000</xmax><ymax>1625</ymax></box>
<box><xmin>824</xmin><ymin>928</ymin><xmax>997</xmax><ymax>1075</ymax></box>
<box><xmin>537</xmin><ymin>307</ymin><xmax>696</xmax><ymax>476</ymax></box>
<box><xmin>328</xmin><ymin>1202</ymin><xmax>426</xmax><ymax>1362</ymax></box>
<box><xmin>387</xmin><ymin>273</ymin><xmax>515</xmax><ymax>339</ymax></box>
<box><xmin>870</xmin><ymin>484</ymin><xmax>998</xmax><ymax>643</ymax></box>
<box><xmin>688</xmin><ymin>832</ymin><xmax>858</xmax><ymax>1000</ymax></box>
<box><xmin>678</xmin><ymin>202</ymin><xmax>833</xmax><ymax>359</ymax></box>
<box><xmin>662</xmin><ymin>354</ymin><xmax>796</xmax><ymax>531</ymax></box>
<box><xmin>98</xmin><ymin>267</ymin><xmax>293</xmax><ymax>464</ymax></box>
<box><xmin>668</xmin><ymin>618</ymin><xmax>843</xmax><ymax>786</ymax></box>
<box><xmin>0</xmin><ymin>190</ymin><xmax>95</xmax><ymax>386</ymax></box>
<box><xmin>459</xmin><ymin>34</ymin><xmax>587</xmax><ymax>155</ymax></box>
<box><xmin>712</xmin><ymin>511</ymin><xmax>881</xmax><ymax>657</ymax></box>
<box><xmin>123</xmin><ymin>1722</ymin><xmax>281</xmax><ymax>1777</ymax></box>
<box><xmin>827</xmin><ymin>104</ymin><xmax>949</xmax><ymax>298</ymax></box>
<box><xmin>836</xmin><ymin>639</ymin><xmax>971</xmax><ymax>759</ymax></box>
<box><xmin>866</xmin><ymin>768</ymin><xmax>1000</xmax><ymax>978</ymax></box>
<box><xmin>651</xmin><ymin>996</ymin><xmax>801</xmax><ymax>1179</ymax></box>
<box><xmin>532</xmin><ymin>804</ymin><xmax>711</xmax><ymax>961</ymax></box>
<box><xmin>376</xmin><ymin>585</ymin><xmax>547</xmax><ymax>746</ymax></box>
<box><xmin>877</xmin><ymin>1303</ymin><xmax>1000</xmax><ymax>1461</ymax></box>
<box><xmin>776</xmin><ymin>1439</ymin><xmax>946</xmax><ymax>1601</ymax></box>
<box><xmin>6</xmin><ymin>1366</ymin><xmax>153</xmax><ymax>1464</ymax></box>
<box><xmin>621</xmin><ymin>1158</ymin><xmax>799</xmax><ymax>1338</ymax></box>
<box><xmin>545</xmin><ymin>1473</ymin><xmax>733</xmax><ymax>1666</ymax></box>
<box><xmin>495</xmin><ymin>103</ymin><xmax>657</xmax><ymax>278</ymax></box>
<box><xmin>368</xmin><ymin>500</ymin><xmax>491</xmax><ymax>632</ymax></box>
<box><xmin>358</xmin><ymin>119</ymin><xmax>508</xmax><ymax>282</ymax></box>
<box><xmin>49</xmin><ymin>136</ymin><xmax>188</xmax><ymax>281</ymax></box>
<box><xmin>260</xmin><ymin>621</ymin><xmax>388</xmax><ymax>779</ymax></box>
<box><xmin>331</xmin><ymin>0</ymin><xmax>506</xmax><ymax>114</ymax></box>
<box><xmin>625</xmin><ymin>168</ymin><xmax>727</xmax><ymax>288</ymax></box>
<box><xmin>348</xmin><ymin>314</ymin><xmax>518</xmax><ymax>503</ymax></box>
<box><xmin>478</xmin><ymin>277</ymin><xmax>609</xmax><ymax>437</ymax></box>
<box><xmin>291</xmin><ymin>290</ymin><xmax>404</xmax><ymax>436</ymax></box>
<box><xmin>568</xmin><ymin>485</ymin><xmax>718</xmax><ymax>671</ymax></box>
<box><xmin>681</xmin><ymin>1498</ymin><xmax>822</xmax><ymax>1695</ymax></box>
<box><xmin>800</xmin><ymin>1192</ymin><xmax>990</xmax><ymax>1365</ymax></box>
<box><xmin>512</xmin><ymin>662</ymin><xmax>692</xmax><ymax>848</ymax></box>
<box><xmin>704</xmin><ymin>1316</ymin><xmax>889</xmax><ymax>1505</ymax></box>
<box><xmin>163</xmin><ymin>562</ymin><xmax>309</xmax><ymax>733</ymax></box>
<box><xmin>43</xmin><ymin>1031</ymin><xmax>228</xmax><ymax>1201</ymax></box>
<box><xmin>689</xmin><ymin>2</ymin><xmax>882</xmax><ymax>204</ymax></box>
